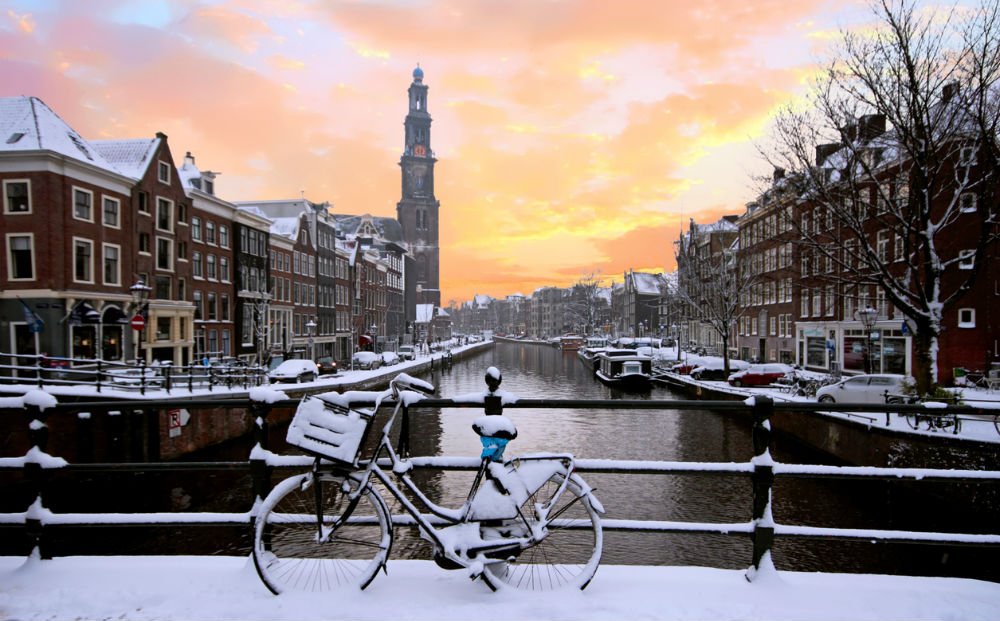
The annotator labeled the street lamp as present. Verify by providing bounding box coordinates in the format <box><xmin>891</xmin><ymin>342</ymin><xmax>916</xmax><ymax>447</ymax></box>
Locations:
<box><xmin>306</xmin><ymin>319</ymin><xmax>316</xmax><ymax>361</ymax></box>
<box><xmin>129</xmin><ymin>279</ymin><xmax>151</xmax><ymax>364</ymax></box>
<box><xmin>855</xmin><ymin>306</ymin><xmax>878</xmax><ymax>374</ymax></box>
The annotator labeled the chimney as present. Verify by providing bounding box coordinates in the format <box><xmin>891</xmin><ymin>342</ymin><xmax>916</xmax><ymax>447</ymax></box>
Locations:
<box><xmin>858</xmin><ymin>114</ymin><xmax>885</xmax><ymax>141</ymax></box>
<box><xmin>942</xmin><ymin>82</ymin><xmax>960</xmax><ymax>103</ymax></box>
<box><xmin>838</xmin><ymin>124</ymin><xmax>857</xmax><ymax>144</ymax></box>
<box><xmin>772</xmin><ymin>167</ymin><xmax>785</xmax><ymax>184</ymax></box>
<box><xmin>184</xmin><ymin>151</ymin><xmax>195</xmax><ymax>167</ymax></box>
<box><xmin>815</xmin><ymin>143</ymin><xmax>841</xmax><ymax>167</ymax></box>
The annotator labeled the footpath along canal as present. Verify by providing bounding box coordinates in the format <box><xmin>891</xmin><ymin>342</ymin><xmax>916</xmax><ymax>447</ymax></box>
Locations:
<box><xmin>7</xmin><ymin>339</ymin><xmax>998</xmax><ymax>582</ymax></box>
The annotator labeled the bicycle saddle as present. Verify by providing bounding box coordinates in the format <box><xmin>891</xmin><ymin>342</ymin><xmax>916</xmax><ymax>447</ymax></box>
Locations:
<box><xmin>472</xmin><ymin>415</ymin><xmax>517</xmax><ymax>440</ymax></box>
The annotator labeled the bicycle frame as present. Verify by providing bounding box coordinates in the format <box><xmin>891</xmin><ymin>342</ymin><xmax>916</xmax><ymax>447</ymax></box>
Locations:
<box><xmin>332</xmin><ymin>389</ymin><xmax>583</xmax><ymax>568</ymax></box>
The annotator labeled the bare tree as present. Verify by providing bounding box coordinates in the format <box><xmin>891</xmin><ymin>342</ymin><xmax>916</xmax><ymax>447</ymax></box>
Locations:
<box><xmin>565</xmin><ymin>271</ymin><xmax>605</xmax><ymax>335</ymax></box>
<box><xmin>676</xmin><ymin>247</ymin><xmax>759</xmax><ymax>376</ymax></box>
<box><xmin>760</xmin><ymin>0</ymin><xmax>1000</xmax><ymax>392</ymax></box>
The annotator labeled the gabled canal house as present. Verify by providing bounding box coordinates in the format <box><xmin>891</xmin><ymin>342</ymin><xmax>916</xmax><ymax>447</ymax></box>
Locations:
<box><xmin>732</xmin><ymin>109</ymin><xmax>1000</xmax><ymax>383</ymax></box>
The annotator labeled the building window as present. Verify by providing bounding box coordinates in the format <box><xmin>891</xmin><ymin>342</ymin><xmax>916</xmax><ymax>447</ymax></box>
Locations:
<box><xmin>222</xmin><ymin>329</ymin><xmax>230</xmax><ymax>355</ymax></box>
<box><xmin>156</xmin><ymin>316</ymin><xmax>171</xmax><ymax>341</ymax></box>
<box><xmin>958</xmin><ymin>308</ymin><xmax>975</xmax><ymax>328</ymax></box>
<box><xmin>103</xmin><ymin>244</ymin><xmax>120</xmax><ymax>285</ymax></box>
<box><xmin>6</xmin><ymin>233</ymin><xmax>34</xmax><ymax>280</ymax></box>
<box><xmin>960</xmin><ymin>193</ymin><xmax>977</xmax><ymax>213</ymax></box>
<box><xmin>193</xmin><ymin>291</ymin><xmax>203</xmax><ymax>320</ymax></box>
<box><xmin>960</xmin><ymin>146</ymin><xmax>977</xmax><ymax>166</ymax></box>
<box><xmin>139</xmin><ymin>233</ymin><xmax>150</xmax><ymax>254</ymax></box>
<box><xmin>220</xmin><ymin>256</ymin><xmax>230</xmax><ymax>282</ymax></box>
<box><xmin>221</xmin><ymin>294</ymin><xmax>230</xmax><ymax>321</ymax></box>
<box><xmin>207</xmin><ymin>254</ymin><xmax>217</xmax><ymax>280</ymax></box>
<box><xmin>102</xmin><ymin>196</ymin><xmax>120</xmax><ymax>228</ymax></box>
<box><xmin>219</xmin><ymin>225</ymin><xmax>229</xmax><ymax>248</ymax></box>
<box><xmin>73</xmin><ymin>187</ymin><xmax>93</xmax><ymax>222</ymax></box>
<box><xmin>177</xmin><ymin>241</ymin><xmax>187</xmax><ymax>261</ymax></box>
<box><xmin>877</xmin><ymin>230</ymin><xmax>889</xmax><ymax>262</ymax></box>
<box><xmin>73</xmin><ymin>238</ymin><xmax>94</xmax><ymax>283</ymax></box>
<box><xmin>156</xmin><ymin>197</ymin><xmax>173</xmax><ymax>232</ymax></box>
<box><xmin>155</xmin><ymin>275</ymin><xmax>171</xmax><ymax>299</ymax></box>
<box><xmin>156</xmin><ymin>237</ymin><xmax>173</xmax><ymax>271</ymax></box>
<box><xmin>206</xmin><ymin>221</ymin><xmax>216</xmax><ymax>245</ymax></box>
<box><xmin>4</xmin><ymin>179</ymin><xmax>30</xmax><ymax>213</ymax></box>
<box><xmin>207</xmin><ymin>292</ymin><xmax>217</xmax><ymax>321</ymax></box>
<box><xmin>158</xmin><ymin>160</ymin><xmax>171</xmax><ymax>184</ymax></box>
<box><xmin>138</xmin><ymin>190</ymin><xmax>148</xmax><ymax>213</ymax></box>
<box><xmin>192</xmin><ymin>251</ymin><xmax>203</xmax><ymax>278</ymax></box>
<box><xmin>192</xmin><ymin>217</ymin><xmax>202</xmax><ymax>241</ymax></box>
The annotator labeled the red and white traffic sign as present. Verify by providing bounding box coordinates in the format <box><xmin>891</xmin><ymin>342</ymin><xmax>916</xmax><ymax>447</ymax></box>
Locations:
<box><xmin>130</xmin><ymin>315</ymin><xmax>146</xmax><ymax>331</ymax></box>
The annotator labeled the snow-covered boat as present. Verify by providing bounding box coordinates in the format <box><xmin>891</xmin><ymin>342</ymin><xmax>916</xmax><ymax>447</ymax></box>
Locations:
<box><xmin>595</xmin><ymin>350</ymin><xmax>653</xmax><ymax>391</ymax></box>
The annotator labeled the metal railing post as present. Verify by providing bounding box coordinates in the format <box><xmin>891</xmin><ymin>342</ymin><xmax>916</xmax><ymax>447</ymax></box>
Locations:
<box><xmin>24</xmin><ymin>401</ymin><xmax>51</xmax><ymax>559</ymax></box>
<box><xmin>748</xmin><ymin>395</ymin><xmax>775</xmax><ymax>580</ymax></box>
<box><xmin>249</xmin><ymin>400</ymin><xmax>273</xmax><ymax>504</ymax></box>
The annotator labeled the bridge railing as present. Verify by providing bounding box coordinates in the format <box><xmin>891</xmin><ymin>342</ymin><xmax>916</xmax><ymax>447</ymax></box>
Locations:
<box><xmin>0</xmin><ymin>352</ymin><xmax>267</xmax><ymax>394</ymax></box>
<box><xmin>2</xmin><ymin>387</ymin><xmax>999</xmax><ymax>581</ymax></box>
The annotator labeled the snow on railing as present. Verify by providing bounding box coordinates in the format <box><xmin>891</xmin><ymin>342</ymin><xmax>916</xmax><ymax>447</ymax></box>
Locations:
<box><xmin>2</xmin><ymin>387</ymin><xmax>1000</xmax><ymax>583</ymax></box>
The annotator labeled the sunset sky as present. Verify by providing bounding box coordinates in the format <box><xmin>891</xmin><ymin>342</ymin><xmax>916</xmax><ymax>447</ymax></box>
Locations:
<box><xmin>3</xmin><ymin>0</ymin><xmax>881</xmax><ymax>303</ymax></box>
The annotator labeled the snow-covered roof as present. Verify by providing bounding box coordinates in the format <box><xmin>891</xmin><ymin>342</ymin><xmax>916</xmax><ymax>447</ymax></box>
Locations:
<box><xmin>90</xmin><ymin>138</ymin><xmax>159</xmax><ymax>180</ymax></box>
<box><xmin>415</xmin><ymin>303</ymin><xmax>435</xmax><ymax>323</ymax></box>
<box><xmin>269</xmin><ymin>216</ymin><xmax>300</xmax><ymax>239</ymax></box>
<box><xmin>630</xmin><ymin>272</ymin><xmax>663</xmax><ymax>296</ymax></box>
<box><xmin>236</xmin><ymin>205</ymin><xmax>270</xmax><ymax>220</ymax></box>
<box><xmin>473</xmin><ymin>294</ymin><xmax>492</xmax><ymax>309</ymax></box>
<box><xmin>333</xmin><ymin>214</ymin><xmax>403</xmax><ymax>243</ymax></box>
<box><xmin>0</xmin><ymin>96</ymin><xmax>121</xmax><ymax>174</ymax></box>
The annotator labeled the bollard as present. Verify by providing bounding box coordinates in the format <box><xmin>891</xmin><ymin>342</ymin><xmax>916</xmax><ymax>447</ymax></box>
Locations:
<box><xmin>747</xmin><ymin>395</ymin><xmax>775</xmax><ymax>581</ymax></box>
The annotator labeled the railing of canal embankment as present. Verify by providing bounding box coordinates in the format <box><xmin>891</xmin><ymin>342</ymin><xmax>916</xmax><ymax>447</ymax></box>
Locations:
<box><xmin>2</xmin><ymin>388</ymin><xmax>1000</xmax><ymax>579</ymax></box>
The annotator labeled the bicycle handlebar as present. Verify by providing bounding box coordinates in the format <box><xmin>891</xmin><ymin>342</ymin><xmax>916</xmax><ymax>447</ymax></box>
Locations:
<box><xmin>390</xmin><ymin>372</ymin><xmax>436</xmax><ymax>396</ymax></box>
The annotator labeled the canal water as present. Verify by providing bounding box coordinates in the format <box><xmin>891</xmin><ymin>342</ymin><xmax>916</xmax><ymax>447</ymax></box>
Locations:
<box><xmin>9</xmin><ymin>341</ymin><xmax>998</xmax><ymax>582</ymax></box>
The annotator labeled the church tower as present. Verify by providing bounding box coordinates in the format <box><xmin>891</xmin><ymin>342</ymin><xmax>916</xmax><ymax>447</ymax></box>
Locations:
<box><xmin>396</xmin><ymin>65</ymin><xmax>441</xmax><ymax>307</ymax></box>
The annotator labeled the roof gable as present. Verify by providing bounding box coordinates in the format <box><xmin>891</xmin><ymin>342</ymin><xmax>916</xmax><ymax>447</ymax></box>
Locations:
<box><xmin>0</xmin><ymin>96</ymin><xmax>120</xmax><ymax>173</ymax></box>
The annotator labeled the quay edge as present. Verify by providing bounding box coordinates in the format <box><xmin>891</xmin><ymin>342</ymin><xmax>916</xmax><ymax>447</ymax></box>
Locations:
<box><xmin>653</xmin><ymin>372</ymin><xmax>1000</xmax><ymax>471</ymax></box>
<box><xmin>2</xmin><ymin>341</ymin><xmax>495</xmax><ymax>461</ymax></box>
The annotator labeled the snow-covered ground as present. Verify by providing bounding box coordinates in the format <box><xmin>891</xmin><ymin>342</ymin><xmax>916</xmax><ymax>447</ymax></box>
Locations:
<box><xmin>654</xmin><ymin>348</ymin><xmax>1000</xmax><ymax>444</ymax></box>
<box><xmin>0</xmin><ymin>339</ymin><xmax>485</xmax><ymax>401</ymax></box>
<box><xmin>2</xmin><ymin>555</ymin><xmax>1000</xmax><ymax>621</ymax></box>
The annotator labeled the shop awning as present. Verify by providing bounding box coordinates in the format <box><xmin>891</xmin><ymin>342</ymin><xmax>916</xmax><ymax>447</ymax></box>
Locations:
<box><xmin>66</xmin><ymin>301</ymin><xmax>101</xmax><ymax>325</ymax></box>
<box><xmin>359</xmin><ymin>334</ymin><xmax>373</xmax><ymax>346</ymax></box>
<box><xmin>101</xmin><ymin>306</ymin><xmax>129</xmax><ymax>324</ymax></box>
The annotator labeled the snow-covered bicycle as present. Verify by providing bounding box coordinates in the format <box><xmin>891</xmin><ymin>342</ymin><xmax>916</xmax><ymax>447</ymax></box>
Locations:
<box><xmin>252</xmin><ymin>369</ymin><xmax>604</xmax><ymax>593</ymax></box>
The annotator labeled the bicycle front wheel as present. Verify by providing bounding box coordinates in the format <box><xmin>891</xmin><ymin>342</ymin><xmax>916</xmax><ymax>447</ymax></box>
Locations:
<box><xmin>253</xmin><ymin>472</ymin><xmax>391</xmax><ymax>594</ymax></box>
<box><xmin>481</xmin><ymin>473</ymin><xmax>602</xmax><ymax>592</ymax></box>
<box><xmin>904</xmin><ymin>413</ymin><xmax>921</xmax><ymax>430</ymax></box>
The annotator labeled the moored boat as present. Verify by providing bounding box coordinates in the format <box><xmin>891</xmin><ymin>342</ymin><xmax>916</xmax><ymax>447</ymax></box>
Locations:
<box><xmin>595</xmin><ymin>350</ymin><xmax>653</xmax><ymax>391</ymax></box>
<box><xmin>559</xmin><ymin>334</ymin><xmax>585</xmax><ymax>351</ymax></box>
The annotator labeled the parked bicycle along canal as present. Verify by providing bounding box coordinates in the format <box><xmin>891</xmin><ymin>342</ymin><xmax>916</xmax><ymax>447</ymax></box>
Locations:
<box><xmin>17</xmin><ymin>340</ymin><xmax>998</xmax><ymax>583</ymax></box>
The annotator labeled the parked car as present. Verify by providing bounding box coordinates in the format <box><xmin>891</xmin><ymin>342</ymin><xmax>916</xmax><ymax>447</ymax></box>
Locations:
<box><xmin>352</xmin><ymin>351</ymin><xmax>381</xmax><ymax>370</ymax></box>
<box><xmin>380</xmin><ymin>351</ymin><xmax>400</xmax><ymax>366</ymax></box>
<box><xmin>315</xmin><ymin>356</ymin><xmax>338</xmax><ymax>376</ymax></box>
<box><xmin>398</xmin><ymin>345</ymin><xmax>416</xmax><ymax>361</ymax></box>
<box><xmin>268</xmin><ymin>359</ymin><xmax>317</xmax><ymax>384</ymax></box>
<box><xmin>816</xmin><ymin>374</ymin><xmax>909</xmax><ymax>404</ymax></box>
<box><xmin>690</xmin><ymin>358</ymin><xmax>750</xmax><ymax>381</ymax></box>
<box><xmin>728</xmin><ymin>363</ymin><xmax>795</xmax><ymax>387</ymax></box>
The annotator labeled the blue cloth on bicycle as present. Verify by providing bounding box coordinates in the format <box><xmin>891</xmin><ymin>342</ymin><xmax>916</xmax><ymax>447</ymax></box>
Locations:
<box><xmin>480</xmin><ymin>436</ymin><xmax>509</xmax><ymax>461</ymax></box>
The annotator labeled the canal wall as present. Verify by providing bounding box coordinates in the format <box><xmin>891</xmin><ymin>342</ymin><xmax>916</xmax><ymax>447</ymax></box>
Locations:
<box><xmin>655</xmin><ymin>372</ymin><xmax>1000</xmax><ymax>471</ymax></box>
<box><xmin>3</xmin><ymin>341</ymin><xmax>496</xmax><ymax>462</ymax></box>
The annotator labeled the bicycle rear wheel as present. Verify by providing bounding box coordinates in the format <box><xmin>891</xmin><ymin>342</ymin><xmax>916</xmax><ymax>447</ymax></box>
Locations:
<box><xmin>253</xmin><ymin>472</ymin><xmax>391</xmax><ymax>594</ymax></box>
<box><xmin>481</xmin><ymin>473</ymin><xmax>602</xmax><ymax>592</ymax></box>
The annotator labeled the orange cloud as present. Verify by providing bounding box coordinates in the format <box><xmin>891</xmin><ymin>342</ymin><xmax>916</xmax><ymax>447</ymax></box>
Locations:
<box><xmin>0</xmin><ymin>0</ymin><xmax>844</xmax><ymax>303</ymax></box>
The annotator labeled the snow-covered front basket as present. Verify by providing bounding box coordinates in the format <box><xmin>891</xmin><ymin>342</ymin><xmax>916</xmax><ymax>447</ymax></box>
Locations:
<box><xmin>285</xmin><ymin>395</ymin><xmax>374</xmax><ymax>467</ymax></box>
